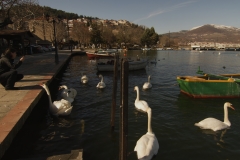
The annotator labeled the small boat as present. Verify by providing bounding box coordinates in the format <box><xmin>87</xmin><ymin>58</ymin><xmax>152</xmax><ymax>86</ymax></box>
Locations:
<box><xmin>177</xmin><ymin>67</ymin><xmax>240</xmax><ymax>98</ymax></box>
<box><xmin>142</xmin><ymin>48</ymin><xmax>151</xmax><ymax>51</ymax></box>
<box><xmin>86</xmin><ymin>49</ymin><xmax>118</xmax><ymax>59</ymax></box>
<box><xmin>97</xmin><ymin>58</ymin><xmax>148</xmax><ymax>72</ymax></box>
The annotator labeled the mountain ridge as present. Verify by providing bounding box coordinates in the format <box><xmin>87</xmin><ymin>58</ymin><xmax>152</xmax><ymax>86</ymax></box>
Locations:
<box><xmin>165</xmin><ymin>24</ymin><xmax>240</xmax><ymax>44</ymax></box>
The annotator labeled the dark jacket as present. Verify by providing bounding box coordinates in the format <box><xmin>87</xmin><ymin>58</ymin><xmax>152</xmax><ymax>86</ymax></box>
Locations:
<box><xmin>0</xmin><ymin>54</ymin><xmax>22</xmax><ymax>75</ymax></box>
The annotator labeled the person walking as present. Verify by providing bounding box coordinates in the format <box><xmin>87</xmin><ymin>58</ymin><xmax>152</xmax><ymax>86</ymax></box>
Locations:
<box><xmin>0</xmin><ymin>47</ymin><xmax>25</xmax><ymax>90</ymax></box>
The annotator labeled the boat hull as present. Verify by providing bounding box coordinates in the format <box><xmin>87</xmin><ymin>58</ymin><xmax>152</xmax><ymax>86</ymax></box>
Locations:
<box><xmin>86</xmin><ymin>50</ymin><xmax>117</xmax><ymax>59</ymax></box>
<box><xmin>177</xmin><ymin>75</ymin><xmax>240</xmax><ymax>98</ymax></box>
<box><xmin>97</xmin><ymin>59</ymin><xmax>148</xmax><ymax>71</ymax></box>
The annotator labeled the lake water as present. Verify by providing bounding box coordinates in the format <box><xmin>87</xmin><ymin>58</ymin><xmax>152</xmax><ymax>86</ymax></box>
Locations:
<box><xmin>2</xmin><ymin>50</ymin><xmax>240</xmax><ymax>160</ymax></box>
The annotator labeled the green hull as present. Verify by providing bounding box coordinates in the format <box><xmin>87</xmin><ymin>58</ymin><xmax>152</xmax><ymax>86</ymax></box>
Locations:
<box><xmin>177</xmin><ymin>76</ymin><xmax>240</xmax><ymax>98</ymax></box>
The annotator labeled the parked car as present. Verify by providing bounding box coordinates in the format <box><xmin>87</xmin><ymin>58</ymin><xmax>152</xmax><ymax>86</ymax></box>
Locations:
<box><xmin>42</xmin><ymin>46</ymin><xmax>49</xmax><ymax>52</ymax></box>
<box><xmin>31</xmin><ymin>45</ymin><xmax>45</xmax><ymax>53</ymax></box>
<box><xmin>46</xmin><ymin>45</ymin><xmax>54</xmax><ymax>51</ymax></box>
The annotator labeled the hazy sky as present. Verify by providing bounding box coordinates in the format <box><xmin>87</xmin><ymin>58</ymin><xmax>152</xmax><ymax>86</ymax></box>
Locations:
<box><xmin>38</xmin><ymin>0</ymin><xmax>240</xmax><ymax>34</ymax></box>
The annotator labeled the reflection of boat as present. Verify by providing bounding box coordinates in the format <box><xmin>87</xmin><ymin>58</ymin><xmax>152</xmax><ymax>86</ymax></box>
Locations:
<box><xmin>97</xmin><ymin>58</ymin><xmax>148</xmax><ymax>72</ymax></box>
<box><xmin>177</xmin><ymin>67</ymin><xmax>240</xmax><ymax>98</ymax></box>
<box><xmin>86</xmin><ymin>49</ymin><xmax>118</xmax><ymax>59</ymax></box>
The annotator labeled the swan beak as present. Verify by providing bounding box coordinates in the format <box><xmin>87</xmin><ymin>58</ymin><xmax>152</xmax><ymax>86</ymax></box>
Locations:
<box><xmin>229</xmin><ymin>105</ymin><xmax>235</xmax><ymax>110</ymax></box>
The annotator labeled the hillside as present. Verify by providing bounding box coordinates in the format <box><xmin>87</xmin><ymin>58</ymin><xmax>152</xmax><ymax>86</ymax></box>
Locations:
<box><xmin>164</xmin><ymin>24</ymin><xmax>240</xmax><ymax>44</ymax></box>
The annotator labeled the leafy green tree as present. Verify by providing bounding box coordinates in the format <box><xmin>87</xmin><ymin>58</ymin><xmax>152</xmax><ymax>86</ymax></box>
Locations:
<box><xmin>90</xmin><ymin>23</ymin><xmax>103</xmax><ymax>48</ymax></box>
<box><xmin>101</xmin><ymin>25</ymin><xmax>116</xmax><ymax>48</ymax></box>
<box><xmin>141</xmin><ymin>27</ymin><xmax>159</xmax><ymax>47</ymax></box>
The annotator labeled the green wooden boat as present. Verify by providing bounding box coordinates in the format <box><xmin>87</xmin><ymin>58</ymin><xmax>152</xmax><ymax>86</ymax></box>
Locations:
<box><xmin>177</xmin><ymin>67</ymin><xmax>240</xmax><ymax>98</ymax></box>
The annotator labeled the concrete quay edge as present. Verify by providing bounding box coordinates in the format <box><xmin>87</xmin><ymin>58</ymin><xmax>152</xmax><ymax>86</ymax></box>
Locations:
<box><xmin>0</xmin><ymin>50</ymin><xmax>85</xmax><ymax>159</ymax></box>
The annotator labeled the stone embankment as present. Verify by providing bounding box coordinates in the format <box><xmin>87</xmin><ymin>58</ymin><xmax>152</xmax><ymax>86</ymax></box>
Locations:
<box><xmin>0</xmin><ymin>49</ymin><xmax>85</xmax><ymax>159</ymax></box>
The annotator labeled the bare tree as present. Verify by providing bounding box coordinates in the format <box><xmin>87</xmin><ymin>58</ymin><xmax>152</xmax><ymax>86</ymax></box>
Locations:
<box><xmin>71</xmin><ymin>21</ymin><xmax>90</xmax><ymax>47</ymax></box>
<box><xmin>0</xmin><ymin>0</ymin><xmax>17</xmax><ymax>28</ymax></box>
<box><xmin>43</xmin><ymin>20</ymin><xmax>66</xmax><ymax>44</ymax></box>
<box><xmin>9</xmin><ymin>0</ymin><xmax>41</xmax><ymax>30</ymax></box>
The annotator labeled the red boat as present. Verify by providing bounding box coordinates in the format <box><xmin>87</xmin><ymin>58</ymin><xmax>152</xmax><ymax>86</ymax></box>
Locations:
<box><xmin>86</xmin><ymin>50</ymin><xmax>117</xmax><ymax>59</ymax></box>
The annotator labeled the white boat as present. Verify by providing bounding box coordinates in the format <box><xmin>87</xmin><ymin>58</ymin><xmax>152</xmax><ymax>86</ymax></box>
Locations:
<box><xmin>142</xmin><ymin>48</ymin><xmax>151</xmax><ymax>51</ymax></box>
<box><xmin>97</xmin><ymin>58</ymin><xmax>148</xmax><ymax>71</ymax></box>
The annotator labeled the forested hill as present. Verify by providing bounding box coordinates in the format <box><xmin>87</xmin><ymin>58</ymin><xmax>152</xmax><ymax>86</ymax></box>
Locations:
<box><xmin>40</xmin><ymin>6</ymin><xmax>99</xmax><ymax>20</ymax></box>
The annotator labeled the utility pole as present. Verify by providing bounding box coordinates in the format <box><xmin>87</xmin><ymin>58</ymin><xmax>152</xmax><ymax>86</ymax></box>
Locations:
<box><xmin>42</xmin><ymin>7</ymin><xmax>46</xmax><ymax>40</ymax></box>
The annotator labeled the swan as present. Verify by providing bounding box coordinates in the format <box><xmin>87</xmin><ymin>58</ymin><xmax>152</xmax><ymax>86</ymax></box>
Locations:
<box><xmin>96</xmin><ymin>74</ymin><xmax>106</xmax><ymax>89</ymax></box>
<box><xmin>134</xmin><ymin>108</ymin><xmax>159</xmax><ymax>159</ymax></box>
<box><xmin>59</xmin><ymin>85</ymin><xmax>77</xmax><ymax>103</ymax></box>
<box><xmin>40</xmin><ymin>83</ymin><xmax>73</xmax><ymax>116</ymax></box>
<box><xmin>195</xmin><ymin>102</ymin><xmax>235</xmax><ymax>131</ymax></box>
<box><xmin>81</xmin><ymin>75</ymin><xmax>89</xmax><ymax>84</ymax></box>
<box><xmin>134</xmin><ymin>86</ymin><xmax>150</xmax><ymax>112</ymax></box>
<box><xmin>81</xmin><ymin>72</ymin><xmax>88</xmax><ymax>84</ymax></box>
<box><xmin>143</xmin><ymin>75</ymin><xmax>152</xmax><ymax>90</ymax></box>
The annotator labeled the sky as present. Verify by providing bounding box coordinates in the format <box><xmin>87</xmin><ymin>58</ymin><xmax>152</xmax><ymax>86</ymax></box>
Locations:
<box><xmin>38</xmin><ymin>0</ymin><xmax>240</xmax><ymax>34</ymax></box>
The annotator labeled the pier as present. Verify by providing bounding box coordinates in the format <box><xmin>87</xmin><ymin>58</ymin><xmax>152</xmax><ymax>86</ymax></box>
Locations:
<box><xmin>0</xmin><ymin>49</ymin><xmax>85</xmax><ymax>159</ymax></box>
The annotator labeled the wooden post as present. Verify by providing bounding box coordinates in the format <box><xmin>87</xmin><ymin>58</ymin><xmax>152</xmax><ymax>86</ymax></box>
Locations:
<box><xmin>111</xmin><ymin>54</ymin><xmax>119</xmax><ymax>130</ymax></box>
<box><xmin>120</xmin><ymin>59</ymin><xmax>129</xmax><ymax>160</ymax></box>
<box><xmin>119</xmin><ymin>58</ymin><xmax>123</xmax><ymax>160</ymax></box>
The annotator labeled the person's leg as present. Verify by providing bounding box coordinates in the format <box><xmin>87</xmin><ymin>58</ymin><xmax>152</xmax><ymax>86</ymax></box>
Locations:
<box><xmin>15</xmin><ymin>74</ymin><xmax>24</xmax><ymax>82</ymax></box>
<box><xmin>4</xmin><ymin>70</ymin><xmax>18</xmax><ymax>90</ymax></box>
<box><xmin>0</xmin><ymin>80</ymin><xmax>7</xmax><ymax>87</ymax></box>
<box><xmin>0</xmin><ymin>71</ymin><xmax>13</xmax><ymax>87</ymax></box>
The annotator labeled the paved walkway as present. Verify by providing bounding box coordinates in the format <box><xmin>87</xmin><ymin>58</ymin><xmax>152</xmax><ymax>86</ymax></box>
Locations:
<box><xmin>0</xmin><ymin>50</ymin><xmax>85</xmax><ymax>159</ymax></box>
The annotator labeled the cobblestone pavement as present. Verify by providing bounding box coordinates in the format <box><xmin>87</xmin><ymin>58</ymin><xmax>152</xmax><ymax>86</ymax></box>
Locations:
<box><xmin>0</xmin><ymin>51</ymin><xmax>75</xmax><ymax>159</ymax></box>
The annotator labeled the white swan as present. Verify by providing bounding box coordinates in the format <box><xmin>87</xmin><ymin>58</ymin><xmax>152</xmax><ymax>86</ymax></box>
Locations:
<box><xmin>81</xmin><ymin>75</ymin><xmax>89</xmax><ymax>84</ymax></box>
<box><xmin>81</xmin><ymin>72</ymin><xmax>89</xmax><ymax>84</ymax></box>
<box><xmin>134</xmin><ymin>108</ymin><xmax>159</xmax><ymax>159</ymax></box>
<box><xmin>195</xmin><ymin>102</ymin><xmax>235</xmax><ymax>131</ymax></box>
<box><xmin>96</xmin><ymin>74</ymin><xmax>106</xmax><ymax>89</ymax></box>
<box><xmin>134</xmin><ymin>86</ymin><xmax>150</xmax><ymax>112</ymax></box>
<box><xmin>40</xmin><ymin>83</ymin><xmax>73</xmax><ymax>116</ymax></box>
<box><xmin>143</xmin><ymin>75</ymin><xmax>152</xmax><ymax>90</ymax></box>
<box><xmin>59</xmin><ymin>85</ymin><xmax>77</xmax><ymax>103</ymax></box>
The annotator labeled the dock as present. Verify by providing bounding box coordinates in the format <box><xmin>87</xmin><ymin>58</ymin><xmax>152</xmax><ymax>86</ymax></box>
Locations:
<box><xmin>0</xmin><ymin>49</ymin><xmax>85</xmax><ymax>159</ymax></box>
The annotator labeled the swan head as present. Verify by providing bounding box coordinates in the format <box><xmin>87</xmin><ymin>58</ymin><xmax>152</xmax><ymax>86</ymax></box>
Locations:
<box><xmin>40</xmin><ymin>83</ymin><xmax>47</xmax><ymax>89</ymax></box>
<box><xmin>134</xmin><ymin>86</ymin><xmax>139</xmax><ymax>91</ymax></box>
<box><xmin>224</xmin><ymin>102</ymin><xmax>235</xmax><ymax>110</ymax></box>
<box><xmin>99</xmin><ymin>74</ymin><xmax>103</xmax><ymax>78</ymax></box>
<box><xmin>59</xmin><ymin>85</ymin><xmax>68</xmax><ymax>90</ymax></box>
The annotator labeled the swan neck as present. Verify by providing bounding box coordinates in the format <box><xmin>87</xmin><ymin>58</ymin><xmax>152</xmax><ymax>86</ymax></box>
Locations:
<box><xmin>62</xmin><ymin>85</ymin><xmax>68</xmax><ymax>89</ymax></box>
<box><xmin>147</xmin><ymin>108</ymin><xmax>153</xmax><ymax>133</ymax></box>
<box><xmin>224</xmin><ymin>105</ymin><xmax>230</xmax><ymax>124</ymax></box>
<box><xmin>43</xmin><ymin>86</ymin><xmax>53</xmax><ymax>105</ymax></box>
<box><xmin>135</xmin><ymin>87</ymin><xmax>139</xmax><ymax>101</ymax></box>
<box><xmin>148</xmin><ymin>76</ymin><xmax>151</xmax><ymax>83</ymax></box>
<box><xmin>101</xmin><ymin>76</ymin><xmax>103</xmax><ymax>82</ymax></box>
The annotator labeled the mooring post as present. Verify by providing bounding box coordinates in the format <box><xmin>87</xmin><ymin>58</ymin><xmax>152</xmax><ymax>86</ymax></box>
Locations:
<box><xmin>119</xmin><ymin>58</ymin><xmax>123</xmax><ymax>160</ymax></box>
<box><xmin>111</xmin><ymin>54</ymin><xmax>119</xmax><ymax>130</ymax></box>
<box><xmin>120</xmin><ymin>59</ymin><xmax>129</xmax><ymax>160</ymax></box>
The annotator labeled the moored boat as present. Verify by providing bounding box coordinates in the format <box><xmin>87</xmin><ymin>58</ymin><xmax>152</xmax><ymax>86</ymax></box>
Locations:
<box><xmin>97</xmin><ymin>58</ymin><xmax>148</xmax><ymax>72</ymax></box>
<box><xmin>177</xmin><ymin>68</ymin><xmax>240</xmax><ymax>98</ymax></box>
<box><xmin>86</xmin><ymin>49</ymin><xmax>118</xmax><ymax>59</ymax></box>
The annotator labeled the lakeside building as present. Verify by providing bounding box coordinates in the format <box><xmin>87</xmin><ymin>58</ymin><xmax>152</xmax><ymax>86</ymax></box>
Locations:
<box><xmin>190</xmin><ymin>42</ymin><xmax>240</xmax><ymax>50</ymax></box>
